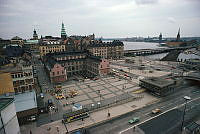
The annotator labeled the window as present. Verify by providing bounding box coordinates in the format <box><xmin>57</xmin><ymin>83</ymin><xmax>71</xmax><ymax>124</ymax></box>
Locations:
<box><xmin>62</xmin><ymin>71</ymin><xmax>64</xmax><ymax>74</ymax></box>
<box><xmin>53</xmin><ymin>72</ymin><xmax>55</xmax><ymax>76</ymax></box>
<box><xmin>57</xmin><ymin>71</ymin><xmax>59</xmax><ymax>75</ymax></box>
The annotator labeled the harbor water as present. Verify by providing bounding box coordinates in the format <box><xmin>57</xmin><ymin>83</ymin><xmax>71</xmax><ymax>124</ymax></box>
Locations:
<box><xmin>123</xmin><ymin>41</ymin><xmax>200</xmax><ymax>61</ymax></box>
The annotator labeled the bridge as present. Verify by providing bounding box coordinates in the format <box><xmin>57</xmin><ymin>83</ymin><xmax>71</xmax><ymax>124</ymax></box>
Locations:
<box><xmin>173</xmin><ymin>71</ymin><xmax>200</xmax><ymax>81</ymax></box>
<box><xmin>124</xmin><ymin>46</ymin><xmax>195</xmax><ymax>57</ymax></box>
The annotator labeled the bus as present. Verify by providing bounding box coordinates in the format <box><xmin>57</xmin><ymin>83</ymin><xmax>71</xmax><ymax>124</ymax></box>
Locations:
<box><xmin>63</xmin><ymin>108</ymin><xmax>89</xmax><ymax>123</ymax></box>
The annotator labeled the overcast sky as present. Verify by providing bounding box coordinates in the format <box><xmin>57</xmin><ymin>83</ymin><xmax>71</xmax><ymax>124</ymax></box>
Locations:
<box><xmin>0</xmin><ymin>0</ymin><xmax>200</xmax><ymax>39</ymax></box>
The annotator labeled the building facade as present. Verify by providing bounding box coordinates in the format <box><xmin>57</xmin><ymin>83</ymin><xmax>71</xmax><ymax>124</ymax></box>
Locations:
<box><xmin>39</xmin><ymin>41</ymin><xmax>66</xmax><ymax>56</ymax></box>
<box><xmin>44</xmin><ymin>51</ymin><xmax>110</xmax><ymax>83</ymax></box>
<box><xmin>0</xmin><ymin>98</ymin><xmax>20</xmax><ymax>134</ymax></box>
<box><xmin>0</xmin><ymin>60</ymin><xmax>34</xmax><ymax>94</ymax></box>
<box><xmin>87</xmin><ymin>40</ymin><xmax>124</xmax><ymax>59</ymax></box>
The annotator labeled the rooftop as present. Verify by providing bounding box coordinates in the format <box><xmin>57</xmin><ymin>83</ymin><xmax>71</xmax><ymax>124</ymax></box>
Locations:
<box><xmin>0</xmin><ymin>98</ymin><xmax>14</xmax><ymax>111</ymax></box>
<box><xmin>14</xmin><ymin>90</ymin><xmax>37</xmax><ymax>112</ymax></box>
<box><xmin>140</xmin><ymin>77</ymin><xmax>175</xmax><ymax>88</ymax></box>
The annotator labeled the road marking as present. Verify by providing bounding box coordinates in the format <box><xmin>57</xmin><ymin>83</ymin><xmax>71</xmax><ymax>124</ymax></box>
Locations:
<box><xmin>119</xmin><ymin>96</ymin><xmax>200</xmax><ymax>134</ymax></box>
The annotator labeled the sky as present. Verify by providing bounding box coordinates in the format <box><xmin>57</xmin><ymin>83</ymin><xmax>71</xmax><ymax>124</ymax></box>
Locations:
<box><xmin>0</xmin><ymin>0</ymin><xmax>200</xmax><ymax>39</ymax></box>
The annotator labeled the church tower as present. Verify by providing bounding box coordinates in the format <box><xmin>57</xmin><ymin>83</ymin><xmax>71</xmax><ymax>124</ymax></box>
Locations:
<box><xmin>61</xmin><ymin>22</ymin><xmax>67</xmax><ymax>39</ymax></box>
<box><xmin>176</xmin><ymin>28</ymin><xmax>180</xmax><ymax>42</ymax></box>
<box><xmin>33</xmin><ymin>29</ymin><xmax>38</xmax><ymax>40</ymax></box>
<box><xmin>159</xmin><ymin>33</ymin><xmax>162</xmax><ymax>43</ymax></box>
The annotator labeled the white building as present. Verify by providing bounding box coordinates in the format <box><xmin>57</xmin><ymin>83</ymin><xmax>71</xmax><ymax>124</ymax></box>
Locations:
<box><xmin>0</xmin><ymin>98</ymin><xmax>20</xmax><ymax>134</ymax></box>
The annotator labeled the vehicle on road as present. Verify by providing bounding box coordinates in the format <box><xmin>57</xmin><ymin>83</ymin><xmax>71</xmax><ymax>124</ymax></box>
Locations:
<box><xmin>128</xmin><ymin>117</ymin><xmax>140</xmax><ymax>124</ymax></box>
<box><xmin>93</xmin><ymin>77</ymin><xmax>99</xmax><ymax>80</ymax></box>
<box><xmin>56</xmin><ymin>94</ymin><xmax>65</xmax><ymax>100</ymax></box>
<box><xmin>48</xmin><ymin>99</ymin><xmax>53</xmax><ymax>106</ymax></box>
<box><xmin>63</xmin><ymin>108</ymin><xmax>89</xmax><ymax>123</ymax></box>
<box><xmin>27</xmin><ymin>115</ymin><xmax>36</xmax><ymax>121</ymax></box>
<box><xmin>68</xmin><ymin>90</ymin><xmax>78</xmax><ymax>98</ymax></box>
<box><xmin>152</xmin><ymin>108</ymin><xmax>161</xmax><ymax>114</ymax></box>
<box><xmin>40</xmin><ymin>93</ymin><xmax>44</xmax><ymax>98</ymax></box>
<box><xmin>55</xmin><ymin>84</ymin><xmax>62</xmax><ymax>93</ymax></box>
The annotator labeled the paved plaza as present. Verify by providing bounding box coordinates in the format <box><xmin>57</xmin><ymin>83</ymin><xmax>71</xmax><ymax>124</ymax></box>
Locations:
<box><xmin>59</xmin><ymin>76</ymin><xmax>139</xmax><ymax>111</ymax></box>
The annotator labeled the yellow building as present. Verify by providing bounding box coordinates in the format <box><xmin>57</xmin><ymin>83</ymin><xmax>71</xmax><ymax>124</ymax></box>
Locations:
<box><xmin>0</xmin><ymin>73</ymin><xmax>15</xmax><ymax>95</ymax></box>
<box><xmin>39</xmin><ymin>41</ymin><xmax>66</xmax><ymax>56</ymax></box>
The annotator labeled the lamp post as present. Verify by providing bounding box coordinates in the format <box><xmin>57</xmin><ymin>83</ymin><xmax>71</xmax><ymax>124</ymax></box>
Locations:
<box><xmin>181</xmin><ymin>96</ymin><xmax>191</xmax><ymax>131</ymax></box>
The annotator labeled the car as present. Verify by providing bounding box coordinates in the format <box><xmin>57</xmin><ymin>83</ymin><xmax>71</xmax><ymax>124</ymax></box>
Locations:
<box><xmin>152</xmin><ymin>108</ymin><xmax>161</xmax><ymax>114</ymax></box>
<box><xmin>56</xmin><ymin>94</ymin><xmax>65</xmax><ymax>100</ymax></box>
<box><xmin>48</xmin><ymin>99</ymin><xmax>53</xmax><ymax>106</ymax></box>
<box><xmin>27</xmin><ymin>115</ymin><xmax>36</xmax><ymax>121</ymax></box>
<box><xmin>128</xmin><ymin>117</ymin><xmax>140</xmax><ymax>124</ymax></box>
<box><xmin>40</xmin><ymin>93</ymin><xmax>44</xmax><ymax>98</ymax></box>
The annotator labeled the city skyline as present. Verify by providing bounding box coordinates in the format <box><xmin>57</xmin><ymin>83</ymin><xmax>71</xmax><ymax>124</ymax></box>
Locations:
<box><xmin>0</xmin><ymin>0</ymin><xmax>200</xmax><ymax>39</ymax></box>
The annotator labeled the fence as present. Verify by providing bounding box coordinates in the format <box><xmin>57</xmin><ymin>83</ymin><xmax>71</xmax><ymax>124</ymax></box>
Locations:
<box><xmin>63</xmin><ymin>93</ymin><xmax>143</xmax><ymax>116</ymax></box>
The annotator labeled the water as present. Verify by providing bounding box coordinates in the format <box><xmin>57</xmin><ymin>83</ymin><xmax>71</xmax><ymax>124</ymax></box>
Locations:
<box><xmin>123</xmin><ymin>41</ymin><xmax>165</xmax><ymax>50</ymax></box>
<box><xmin>122</xmin><ymin>41</ymin><xmax>200</xmax><ymax>60</ymax></box>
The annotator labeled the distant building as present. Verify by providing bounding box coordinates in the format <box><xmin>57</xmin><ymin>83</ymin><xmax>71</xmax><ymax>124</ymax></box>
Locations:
<box><xmin>139</xmin><ymin>77</ymin><xmax>175</xmax><ymax>96</ymax></box>
<box><xmin>159</xmin><ymin>33</ymin><xmax>162</xmax><ymax>43</ymax></box>
<box><xmin>0</xmin><ymin>38</ymin><xmax>10</xmax><ymax>48</ymax></box>
<box><xmin>43</xmin><ymin>51</ymin><xmax>110</xmax><ymax>83</ymax></box>
<box><xmin>11</xmin><ymin>36</ymin><xmax>24</xmax><ymax>45</ymax></box>
<box><xmin>87</xmin><ymin>40</ymin><xmax>124</xmax><ymax>59</ymax></box>
<box><xmin>166</xmin><ymin>28</ymin><xmax>186</xmax><ymax>47</ymax></box>
<box><xmin>3</xmin><ymin>44</ymin><xmax>24</xmax><ymax>57</ymax></box>
<box><xmin>0</xmin><ymin>98</ymin><xmax>20</xmax><ymax>134</ymax></box>
<box><xmin>33</xmin><ymin>29</ymin><xmax>38</xmax><ymax>40</ymax></box>
<box><xmin>176</xmin><ymin>28</ymin><xmax>180</xmax><ymax>42</ymax></box>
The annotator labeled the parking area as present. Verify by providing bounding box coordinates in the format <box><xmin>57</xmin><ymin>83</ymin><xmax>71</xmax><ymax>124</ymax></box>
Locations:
<box><xmin>58</xmin><ymin>76</ymin><xmax>140</xmax><ymax>111</ymax></box>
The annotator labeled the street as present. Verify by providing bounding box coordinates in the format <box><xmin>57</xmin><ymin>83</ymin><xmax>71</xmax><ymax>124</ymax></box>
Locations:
<box><xmin>84</xmin><ymin>84</ymin><xmax>200</xmax><ymax>134</ymax></box>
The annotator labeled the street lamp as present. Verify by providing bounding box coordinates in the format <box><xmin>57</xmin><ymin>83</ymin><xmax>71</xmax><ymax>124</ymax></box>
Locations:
<box><xmin>181</xmin><ymin>96</ymin><xmax>191</xmax><ymax>131</ymax></box>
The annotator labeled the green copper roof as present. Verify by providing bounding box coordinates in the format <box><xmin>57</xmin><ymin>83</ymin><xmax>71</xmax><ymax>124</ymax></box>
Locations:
<box><xmin>61</xmin><ymin>23</ymin><xmax>67</xmax><ymax>37</ymax></box>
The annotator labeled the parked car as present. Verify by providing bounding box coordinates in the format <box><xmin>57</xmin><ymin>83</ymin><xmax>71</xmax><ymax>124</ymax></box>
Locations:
<box><xmin>128</xmin><ymin>117</ymin><xmax>140</xmax><ymax>124</ymax></box>
<box><xmin>56</xmin><ymin>94</ymin><xmax>65</xmax><ymax>100</ymax></box>
<box><xmin>40</xmin><ymin>93</ymin><xmax>44</xmax><ymax>98</ymax></box>
<box><xmin>152</xmin><ymin>108</ymin><xmax>161</xmax><ymax>114</ymax></box>
<box><xmin>48</xmin><ymin>99</ymin><xmax>53</xmax><ymax>106</ymax></box>
<box><xmin>27</xmin><ymin>115</ymin><xmax>36</xmax><ymax>121</ymax></box>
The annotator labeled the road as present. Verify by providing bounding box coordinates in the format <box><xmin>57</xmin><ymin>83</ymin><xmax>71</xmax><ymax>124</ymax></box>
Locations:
<box><xmin>32</xmin><ymin>54</ymin><xmax>65</xmax><ymax>126</ymax></box>
<box><xmin>83</xmin><ymin>85</ymin><xmax>200</xmax><ymax>134</ymax></box>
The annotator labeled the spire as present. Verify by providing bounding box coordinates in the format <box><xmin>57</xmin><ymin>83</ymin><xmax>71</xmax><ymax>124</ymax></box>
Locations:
<box><xmin>61</xmin><ymin>22</ymin><xmax>67</xmax><ymax>39</ymax></box>
<box><xmin>159</xmin><ymin>33</ymin><xmax>162</xmax><ymax>43</ymax></box>
<box><xmin>176</xmin><ymin>28</ymin><xmax>180</xmax><ymax>41</ymax></box>
<box><xmin>33</xmin><ymin>29</ymin><xmax>38</xmax><ymax>40</ymax></box>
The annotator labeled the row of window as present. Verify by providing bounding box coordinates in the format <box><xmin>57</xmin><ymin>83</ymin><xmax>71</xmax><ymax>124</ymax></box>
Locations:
<box><xmin>52</xmin><ymin>70</ymin><xmax>65</xmax><ymax>76</ymax></box>
<box><xmin>14</xmin><ymin>85</ymin><xmax>33</xmax><ymax>93</ymax></box>
<box><xmin>56</xmin><ymin>55</ymin><xmax>85</xmax><ymax>61</ymax></box>
<box><xmin>11</xmin><ymin>72</ymin><xmax>33</xmax><ymax>79</ymax></box>
<box><xmin>13</xmin><ymin>79</ymin><xmax>34</xmax><ymax>86</ymax></box>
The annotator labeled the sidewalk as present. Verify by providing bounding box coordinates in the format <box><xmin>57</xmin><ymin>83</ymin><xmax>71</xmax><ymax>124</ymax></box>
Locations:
<box><xmin>21</xmin><ymin>93</ymin><xmax>158</xmax><ymax>134</ymax></box>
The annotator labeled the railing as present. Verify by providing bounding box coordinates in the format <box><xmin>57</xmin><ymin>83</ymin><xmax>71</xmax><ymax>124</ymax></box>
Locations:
<box><xmin>63</xmin><ymin>93</ymin><xmax>143</xmax><ymax>116</ymax></box>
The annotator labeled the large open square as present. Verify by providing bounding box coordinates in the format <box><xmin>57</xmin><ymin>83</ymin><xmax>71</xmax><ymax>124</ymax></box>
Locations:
<box><xmin>59</xmin><ymin>76</ymin><xmax>140</xmax><ymax>111</ymax></box>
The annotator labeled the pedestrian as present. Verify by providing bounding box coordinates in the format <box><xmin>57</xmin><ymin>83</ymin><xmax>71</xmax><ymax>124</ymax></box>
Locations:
<box><xmin>133</xmin><ymin>126</ymin><xmax>135</xmax><ymax>131</ymax></box>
